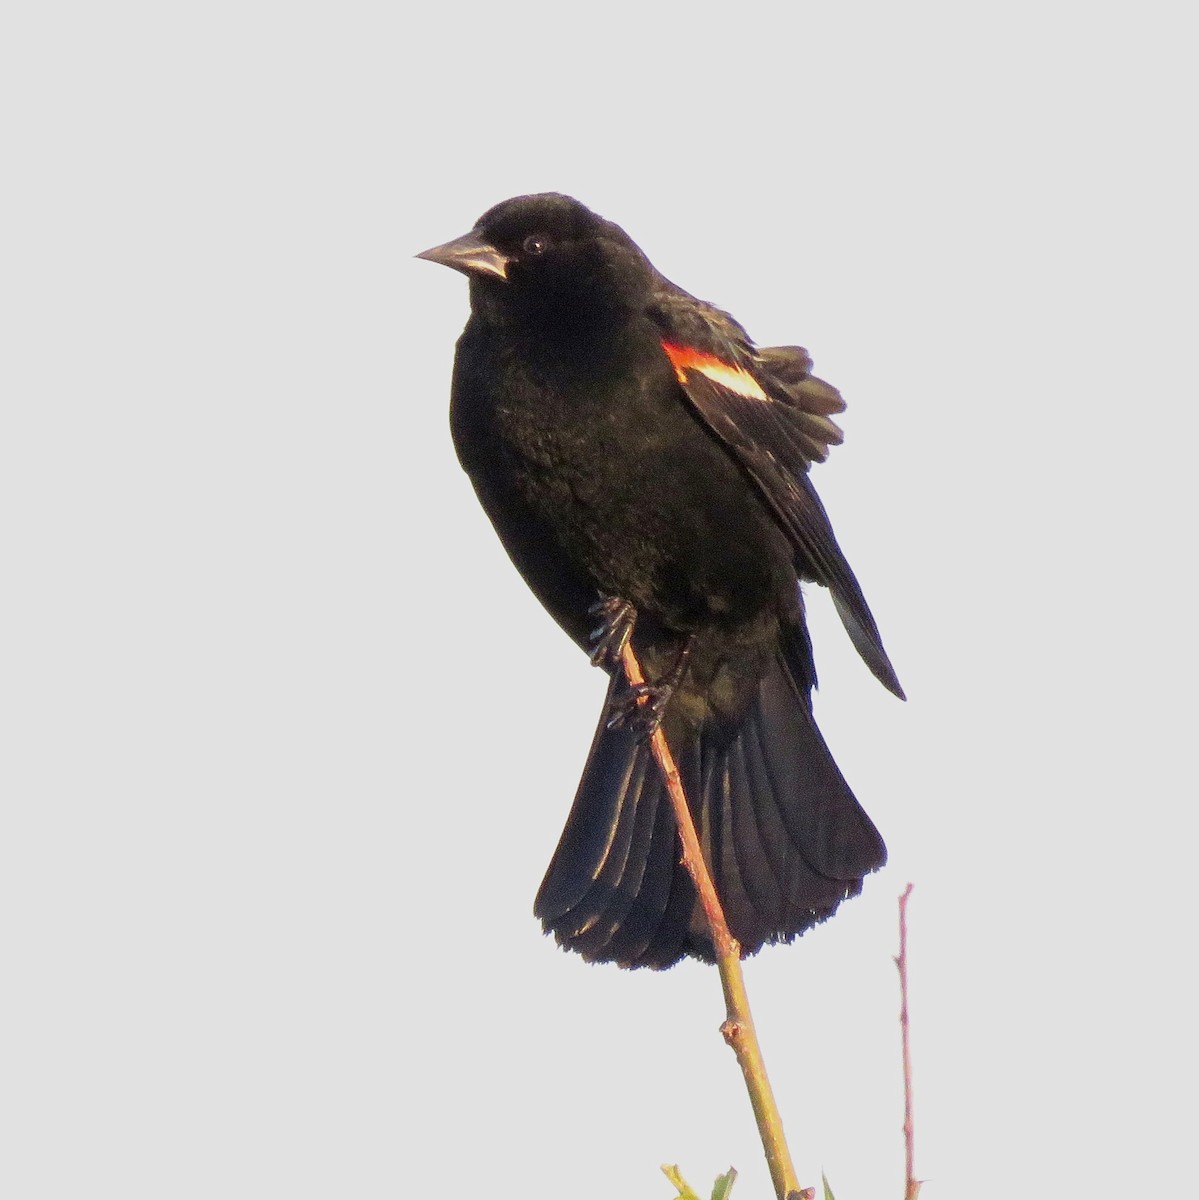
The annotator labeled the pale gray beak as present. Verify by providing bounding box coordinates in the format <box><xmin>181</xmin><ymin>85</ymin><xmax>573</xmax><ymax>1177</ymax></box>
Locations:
<box><xmin>416</xmin><ymin>231</ymin><xmax>509</xmax><ymax>281</ymax></box>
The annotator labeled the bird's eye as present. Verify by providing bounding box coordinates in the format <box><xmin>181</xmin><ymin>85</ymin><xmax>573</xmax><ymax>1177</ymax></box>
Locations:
<box><xmin>522</xmin><ymin>234</ymin><xmax>549</xmax><ymax>256</ymax></box>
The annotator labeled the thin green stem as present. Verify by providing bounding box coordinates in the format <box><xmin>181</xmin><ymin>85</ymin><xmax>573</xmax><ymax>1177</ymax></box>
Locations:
<box><xmin>620</xmin><ymin>644</ymin><xmax>802</xmax><ymax>1200</ymax></box>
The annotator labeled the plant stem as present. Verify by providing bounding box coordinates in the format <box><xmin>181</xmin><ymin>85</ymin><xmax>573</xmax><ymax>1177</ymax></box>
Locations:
<box><xmin>896</xmin><ymin>884</ymin><xmax>920</xmax><ymax>1200</ymax></box>
<box><xmin>619</xmin><ymin>643</ymin><xmax>802</xmax><ymax>1200</ymax></box>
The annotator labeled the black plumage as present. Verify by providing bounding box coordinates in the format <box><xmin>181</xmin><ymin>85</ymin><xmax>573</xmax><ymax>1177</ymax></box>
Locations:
<box><xmin>419</xmin><ymin>193</ymin><xmax>902</xmax><ymax>968</ymax></box>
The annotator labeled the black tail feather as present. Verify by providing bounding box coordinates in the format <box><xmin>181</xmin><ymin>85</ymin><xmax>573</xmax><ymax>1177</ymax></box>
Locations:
<box><xmin>531</xmin><ymin>697</ymin><xmax>644</xmax><ymax>923</ymax></box>
<box><xmin>533</xmin><ymin>647</ymin><xmax>885</xmax><ymax>969</ymax></box>
<box><xmin>562</xmin><ymin>749</ymin><xmax>659</xmax><ymax>959</ymax></box>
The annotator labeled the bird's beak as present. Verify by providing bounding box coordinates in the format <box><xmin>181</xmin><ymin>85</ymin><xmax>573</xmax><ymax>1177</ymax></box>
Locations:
<box><xmin>416</xmin><ymin>231</ymin><xmax>510</xmax><ymax>281</ymax></box>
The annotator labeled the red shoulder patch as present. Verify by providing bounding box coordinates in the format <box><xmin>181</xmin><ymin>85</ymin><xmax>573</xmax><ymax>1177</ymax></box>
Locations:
<box><xmin>660</xmin><ymin>342</ymin><xmax>769</xmax><ymax>402</ymax></box>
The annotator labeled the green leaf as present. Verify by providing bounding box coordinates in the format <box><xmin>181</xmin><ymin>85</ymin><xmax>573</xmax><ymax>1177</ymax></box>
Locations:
<box><xmin>709</xmin><ymin>1167</ymin><xmax>737</xmax><ymax>1200</ymax></box>
<box><xmin>660</xmin><ymin>1164</ymin><xmax>702</xmax><ymax>1200</ymax></box>
<box><xmin>821</xmin><ymin>1171</ymin><xmax>836</xmax><ymax>1200</ymax></box>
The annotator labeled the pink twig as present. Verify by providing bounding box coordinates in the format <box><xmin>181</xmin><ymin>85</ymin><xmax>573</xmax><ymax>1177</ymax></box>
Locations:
<box><xmin>896</xmin><ymin>884</ymin><xmax>920</xmax><ymax>1200</ymax></box>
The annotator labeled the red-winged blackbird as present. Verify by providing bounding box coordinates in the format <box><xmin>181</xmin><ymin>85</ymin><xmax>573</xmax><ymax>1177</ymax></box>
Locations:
<box><xmin>418</xmin><ymin>194</ymin><xmax>903</xmax><ymax>969</ymax></box>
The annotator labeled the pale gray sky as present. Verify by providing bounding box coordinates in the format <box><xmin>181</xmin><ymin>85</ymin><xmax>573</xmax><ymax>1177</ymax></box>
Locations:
<box><xmin>3</xmin><ymin>4</ymin><xmax>1195</xmax><ymax>1198</ymax></box>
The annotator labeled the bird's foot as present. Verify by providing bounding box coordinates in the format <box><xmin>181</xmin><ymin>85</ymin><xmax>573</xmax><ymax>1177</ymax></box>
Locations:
<box><xmin>605</xmin><ymin>681</ymin><xmax>674</xmax><ymax>738</ymax></box>
<box><xmin>603</xmin><ymin>633</ymin><xmax>696</xmax><ymax>740</ymax></box>
<box><xmin>588</xmin><ymin>595</ymin><xmax>636</xmax><ymax>668</ymax></box>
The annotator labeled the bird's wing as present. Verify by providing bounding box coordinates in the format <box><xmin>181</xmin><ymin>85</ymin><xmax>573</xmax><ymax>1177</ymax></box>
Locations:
<box><xmin>647</xmin><ymin>285</ymin><xmax>846</xmax><ymax>465</ymax></box>
<box><xmin>647</xmin><ymin>288</ymin><xmax>904</xmax><ymax>699</ymax></box>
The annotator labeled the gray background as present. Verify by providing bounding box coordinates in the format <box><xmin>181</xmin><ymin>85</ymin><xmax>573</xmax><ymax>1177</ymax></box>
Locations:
<box><xmin>3</xmin><ymin>3</ymin><xmax>1194</xmax><ymax>1197</ymax></box>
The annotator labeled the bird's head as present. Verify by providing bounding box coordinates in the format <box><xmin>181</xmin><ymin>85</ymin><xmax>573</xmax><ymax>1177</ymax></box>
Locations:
<box><xmin>418</xmin><ymin>193</ymin><xmax>655</xmax><ymax>333</ymax></box>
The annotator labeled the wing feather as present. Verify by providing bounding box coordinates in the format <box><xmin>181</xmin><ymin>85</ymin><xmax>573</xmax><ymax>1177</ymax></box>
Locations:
<box><xmin>648</xmin><ymin>292</ymin><xmax>904</xmax><ymax>698</ymax></box>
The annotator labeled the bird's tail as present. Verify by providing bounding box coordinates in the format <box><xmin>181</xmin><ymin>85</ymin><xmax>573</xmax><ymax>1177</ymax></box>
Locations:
<box><xmin>533</xmin><ymin>636</ymin><xmax>886</xmax><ymax>968</ymax></box>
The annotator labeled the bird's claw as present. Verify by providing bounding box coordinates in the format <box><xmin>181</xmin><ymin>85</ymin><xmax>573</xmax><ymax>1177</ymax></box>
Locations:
<box><xmin>605</xmin><ymin>681</ymin><xmax>672</xmax><ymax>739</ymax></box>
<box><xmin>588</xmin><ymin>596</ymin><xmax>636</xmax><ymax>668</ymax></box>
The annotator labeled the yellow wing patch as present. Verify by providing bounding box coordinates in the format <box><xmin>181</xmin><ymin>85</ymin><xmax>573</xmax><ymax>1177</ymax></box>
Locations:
<box><xmin>660</xmin><ymin>342</ymin><xmax>769</xmax><ymax>403</ymax></box>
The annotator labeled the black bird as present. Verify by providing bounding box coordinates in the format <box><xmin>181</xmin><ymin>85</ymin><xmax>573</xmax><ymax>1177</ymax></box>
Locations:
<box><xmin>418</xmin><ymin>194</ymin><xmax>903</xmax><ymax>969</ymax></box>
